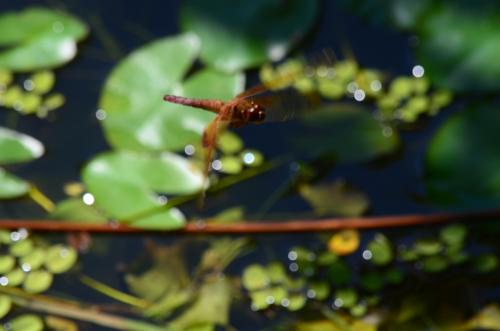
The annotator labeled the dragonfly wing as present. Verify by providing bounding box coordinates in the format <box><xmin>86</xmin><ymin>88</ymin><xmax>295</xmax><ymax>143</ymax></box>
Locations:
<box><xmin>246</xmin><ymin>88</ymin><xmax>313</xmax><ymax>122</ymax></box>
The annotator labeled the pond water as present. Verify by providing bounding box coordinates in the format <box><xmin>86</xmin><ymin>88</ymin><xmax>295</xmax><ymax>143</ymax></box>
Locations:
<box><xmin>0</xmin><ymin>1</ymin><xmax>499</xmax><ymax>331</ymax></box>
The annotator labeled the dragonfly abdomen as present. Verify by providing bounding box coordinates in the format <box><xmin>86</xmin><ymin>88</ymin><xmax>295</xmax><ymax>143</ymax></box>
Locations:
<box><xmin>163</xmin><ymin>95</ymin><xmax>224</xmax><ymax>113</ymax></box>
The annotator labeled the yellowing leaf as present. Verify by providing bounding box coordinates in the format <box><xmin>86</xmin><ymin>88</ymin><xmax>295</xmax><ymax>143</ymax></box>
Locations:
<box><xmin>328</xmin><ymin>229</ymin><xmax>360</xmax><ymax>256</ymax></box>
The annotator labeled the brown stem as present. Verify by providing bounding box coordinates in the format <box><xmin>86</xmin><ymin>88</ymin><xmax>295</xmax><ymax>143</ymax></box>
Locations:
<box><xmin>0</xmin><ymin>209</ymin><xmax>498</xmax><ymax>234</ymax></box>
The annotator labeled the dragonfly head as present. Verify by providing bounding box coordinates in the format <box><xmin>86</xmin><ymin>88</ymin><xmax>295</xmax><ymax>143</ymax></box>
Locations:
<box><xmin>246</xmin><ymin>102</ymin><xmax>266</xmax><ymax>123</ymax></box>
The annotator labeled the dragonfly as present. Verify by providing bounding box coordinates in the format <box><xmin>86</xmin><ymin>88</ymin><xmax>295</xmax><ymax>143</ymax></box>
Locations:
<box><xmin>163</xmin><ymin>82</ymin><xmax>305</xmax><ymax>178</ymax></box>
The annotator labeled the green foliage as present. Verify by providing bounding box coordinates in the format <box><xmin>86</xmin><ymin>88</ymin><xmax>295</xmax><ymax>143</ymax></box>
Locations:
<box><xmin>300</xmin><ymin>179</ymin><xmax>369</xmax><ymax>217</ymax></box>
<box><xmin>0</xmin><ymin>128</ymin><xmax>44</xmax><ymax>198</ymax></box>
<box><xmin>295</xmin><ymin>103</ymin><xmax>400</xmax><ymax>162</ymax></box>
<box><xmin>426</xmin><ymin>104</ymin><xmax>500</xmax><ymax>207</ymax></box>
<box><xmin>99</xmin><ymin>33</ymin><xmax>243</xmax><ymax>152</ymax></box>
<box><xmin>82</xmin><ymin>151</ymin><xmax>203</xmax><ymax>229</ymax></box>
<box><xmin>180</xmin><ymin>0</ymin><xmax>318</xmax><ymax>72</ymax></box>
<box><xmin>0</xmin><ymin>7</ymin><xmax>88</xmax><ymax>71</ymax></box>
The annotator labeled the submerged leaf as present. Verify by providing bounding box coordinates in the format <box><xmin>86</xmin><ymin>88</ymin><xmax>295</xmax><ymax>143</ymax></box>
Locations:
<box><xmin>169</xmin><ymin>277</ymin><xmax>231</xmax><ymax>330</ymax></box>
<box><xmin>180</xmin><ymin>0</ymin><xmax>317</xmax><ymax>72</ymax></box>
<box><xmin>300</xmin><ymin>179</ymin><xmax>369</xmax><ymax>217</ymax></box>
<box><xmin>295</xmin><ymin>103</ymin><xmax>399</xmax><ymax>163</ymax></box>
<box><xmin>425</xmin><ymin>104</ymin><xmax>500</xmax><ymax>208</ymax></box>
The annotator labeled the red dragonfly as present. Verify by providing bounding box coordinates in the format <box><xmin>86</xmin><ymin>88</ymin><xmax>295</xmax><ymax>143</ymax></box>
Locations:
<box><xmin>163</xmin><ymin>83</ymin><xmax>302</xmax><ymax>179</ymax></box>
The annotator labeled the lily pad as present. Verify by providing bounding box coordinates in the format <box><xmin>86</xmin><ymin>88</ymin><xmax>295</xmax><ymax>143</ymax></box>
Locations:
<box><xmin>295</xmin><ymin>103</ymin><xmax>399</xmax><ymax>163</ymax></box>
<box><xmin>50</xmin><ymin>198</ymin><xmax>107</xmax><ymax>224</ymax></box>
<box><xmin>0</xmin><ymin>168</ymin><xmax>30</xmax><ymax>198</ymax></box>
<box><xmin>180</xmin><ymin>0</ymin><xmax>317</xmax><ymax>72</ymax></box>
<box><xmin>99</xmin><ymin>33</ymin><xmax>244</xmax><ymax>152</ymax></box>
<box><xmin>82</xmin><ymin>151</ymin><xmax>202</xmax><ymax>228</ymax></box>
<box><xmin>416</xmin><ymin>4</ymin><xmax>500</xmax><ymax>91</ymax></box>
<box><xmin>425</xmin><ymin>105</ymin><xmax>500</xmax><ymax>207</ymax></box>
<box><xmin>8</xmin><ymin>314</ymin><xmax>44</xmax><ymax>331</ymax></box>
<box><xmin>44</xmin><ymin>245</ymin><xmax>77</xmax><ymax>274</ymax></box>
<box><xmin>0</xmin><ymin>127</ymin><xmax>44</xmax><ymax>165</ymax></box>
<box><xmin>0</xmin><ymin>295</ymin><xmax>11</xmax><ymax>319</ymax></box>
<box><xmin>23</xmin><ymin>270</ymin><xmax>53</xmax><ymax>293</ymax></box>
<box><xmin>0</xmin><ymin>7</ymin><xmax>88</xmax><ymax>71</ymax></box>
<box><xmin>242</xmin><ymin>264</ymin><xmax>270</xmax><ymax>290</ymax></box>
<box><xmin>366</xmin><ymin>234</ymin><xmax>393</xmax><ymax>266</ymax></box>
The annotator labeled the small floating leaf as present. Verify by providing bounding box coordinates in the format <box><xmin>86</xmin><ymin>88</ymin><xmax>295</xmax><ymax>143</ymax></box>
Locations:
<box><xmin>300</xmin><ymin>180</ymin><xmax>369</xmax><ymax>217</ymax></box>
<box><xmin>50</xmin><ymin>198</ymin><xmax>107</xmax><ymax>224</ymax></box>
<box><xmin>414</xmin><ymin>239</ymin><xmax>442</xmax><ymax>256</ymax></box>
<box><xmin>219</xmin><ymin>155</ymin><xmax>243</xmax><ymax>174</ymax></box>
<box><xmin>287</xmin><ymin>293</ymin><xmax>306</xmax><ymax>311</ymax></box>
<box><xmin>267</xmin><ymin>262</ymin><xmax>287</xmax><ymax>284</ymax></box>
<box><xmin>422</xmin><ymin>255</ymin><xmax>448</xmax><ymax>273</ymax></box>
<box><xmin>23</xmin><ymin>270</ymin><xmax>53</xmax><ymax>293</ymax></box>
<box><xmin>30</xmin><ymin>70</ymin><xmax>55</xmax><ymax>94</ymax></box>
<box><xmin>0</xmin><ymin>255</ymin><xmax>15</xmax><ymax>273</ymax></box>
<box><xmin>41</xmin><ymin>93</ymin><xmax>65</xmax><ymax>111</ymax></box>
<box><xmin>328</xmin><ymin>261</ymin><xmax>351</xmax><ymax>287</ymax></box>
<box><xmin>250</xmin><ymin>289</ymin><xmax>271</xmax><ymax>310</ymax></box>
<box><xmin>8</xmin><ymin>314</ymin><xmax>44</xmax><ymax>331</ymax></box>
<box><xmin>44</xmin><ymin>245</ymin><xmax>77</xmax><ymax>274</ymax></box>
<box><xmin>309</xmin><ymin>281</ymin><xmax>330</xmax><ymax>300</ymax></box>
<box><xmin>440</xmin><ymin>224</ymin><xmax>467</xmax><ymax>247</ymax></box>
<box><xmin>366</xmin><ymin>234</ymin><xmax>393</xmax><ymax>266</ymax></box>
<box><xmin>217</xmin><ymin>131</ymin><xmax>243</xmax><ymax>154</ymax></box>
<box><xmin>0</xmin><ymin>295</ymin><xmax>11</xmax><ymax>319</ymax></box>
<box><xmin>328</xmin><ymin>229</ymin><xmax>360</xmax><ymax>256</ymax></box>
<box><xmin>0</xmin><ymin>68</ymin><xmax>12</xmax><ymax>87</ymax></box>
<box><xmin>19</xmin><ymin>93</ymin><xmax>41</xmax><ymax>113</ymax></box>
<box><xmin>20</xmin><ymin>248</ymin><xmax>45</xmax><ymax>271</ymax></box>
<box><xmin>242</xmin><ymin>264</ymin><xmax>269</xmax><ymax>290</ymax></box>
<box><xmin>474</xmin><ymin>254</ymin><xmax>498</xmax><ymax>273</ymax></box>
<box><xmin>334</xmin><ymin>288</ymin><xmax>358</xmax><ymax>308</ymax></box>
<box><xmin>10</xmin><ymin>239</ymin><xmax>33</xmax><ymax>257</ymax></box>
<box><xmin>5</xmin><ymin>268</ymin><xmax>26</xmax><ymax>286</ymax></box>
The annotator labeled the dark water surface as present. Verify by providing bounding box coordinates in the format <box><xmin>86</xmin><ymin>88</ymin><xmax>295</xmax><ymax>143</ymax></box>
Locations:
<box><xmin>0</xmin><ymin>1</ymin><xmax>466</xmax><ymax>330</ymax></box>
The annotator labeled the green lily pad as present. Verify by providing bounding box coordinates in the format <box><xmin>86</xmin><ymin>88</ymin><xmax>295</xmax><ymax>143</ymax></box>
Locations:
<box><xmin>9</xmin><ymin>239</ymin><xmax>33</xmax><ymax>257</ymax></box>
<box><xmin>23</xmin><ymin>270</ymin><xmax>53</xmax><ymax>293</ymax></box>
<box><xmin>180</xmin><ymin>0</ymin><xmax>317</xmax><ymax>72</ymax></box>
<box><xmin>242</xmin><ymin>264</ymin><xmax>270</xmax><ymax>290</ymax></box>
<box><xmin>8</xmin><ymin>314</ymin><xmax>44</xmax><ymax>331</ymax></box>
<box><xmin>0</xmin><ymin>168</ymin><xmax>30</xmax><ymax>198</ymax></box>
<box><xmin>82</xmin><ymin>151</ymin><xmax>202</xmax><ymax>228</ymax></box>
<box><xmin>0</xmin><ymin>295</ymin><xmax>11</xmax><ymax>319</ymax></box>
<box><xmin>0</xmin><ymin>255</ymin><xmax>15</xmax><ymax>274</ymax></box>
<box><xmin>334</xmin><ymin>288</ymin><xmax>358</xmax><ymax>308</ymax></box>
<box><xmin>20</xmin><ymin>248</ymin><xmax>46</xmax><ymax>271</ymax></box>
<box><xmin>99</xmin><ymin>33</ymin><xmax>244</xmax><ymax>152</ymax></box>
<box><xmin>0</xmin><ymin>127</ymin><xmax>44</xmax><ymax>165</ymax></box>
<box><xmin>5</xmin><ymin>268</ymin><xmax>26</xmax><ymax>286</ymax></box>
<box><xmin>440</xmin><ymin>224</ymin><xmax>467</xmax><ymax>247</ymax></box>
<box><xmin>0</xmin><ymin>7</ymin><xmax>88</xmax><ymax>71</ymax></box>
<box><xmin>44</xmin><ymin>245</ymin><xmax>77</xmax><ymax>274</ymax></box>
<box><xmin>367</xmin><ymin>234</ymin><xmax>393</xmax><ymax>266</ymax></box>
<box><xmin>50</xmin><ymin>198</ymin><xmax>107</xmax><ymax>224</ymax></box>
<box><xmin>473</xmin><ymin>254</ymin><xmax>498</xmax><ymax>273</ymax></box>
<box><xmin>295</xmin><ymin>103</ymin><xmax>399</xmax><ymax>163</ymax></box>
<box><xmin>422</xmin><ymin>255</ymin><xmax>448</xmax><ymax>273</ymax></box>
<box><xmin>287</xmin><ymin>293</ymin><xmax>307</xmax><ymax>311</ymax></box>
<box><xmin>416</xmin><ymin>4</ymin><xmax>500</xmax><ymax>91</ymax></box>
<box><xmin>425</xmin><ymin>105</ymin><xmax>500</xmax><ymax>207</ymax></box>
